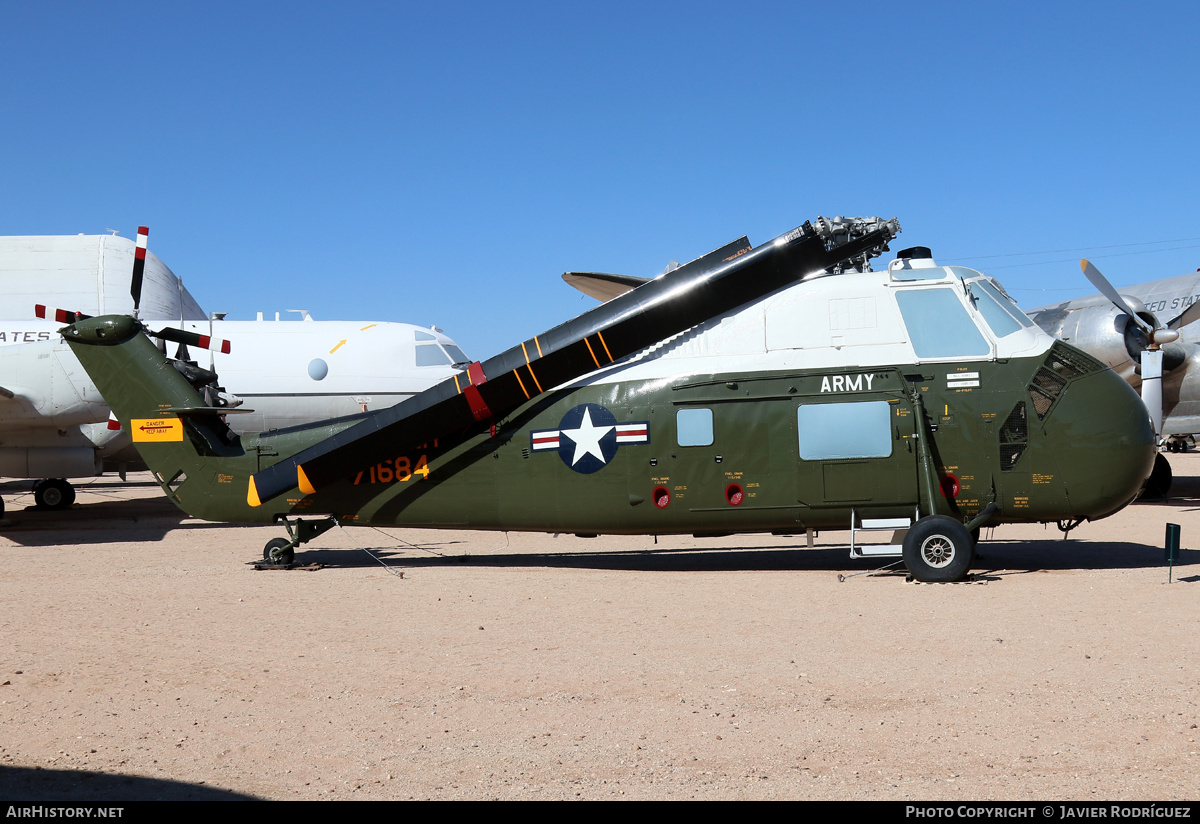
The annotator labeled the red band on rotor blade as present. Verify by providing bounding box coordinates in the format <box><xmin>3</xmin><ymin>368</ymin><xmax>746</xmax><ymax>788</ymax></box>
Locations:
<box><xmin>467</xmin><ymin>361</ymin><xmax>487</xmax><ymax>386</ymax></box>
<box><xmin>34</xmin><ymin>305</ymin><xmax>46</xmax><ymax>319</ymax></box>
<box><xmin>463</xmin><ymin>384</ymin><xmax>491</xmax><ymax>422</ymax></box>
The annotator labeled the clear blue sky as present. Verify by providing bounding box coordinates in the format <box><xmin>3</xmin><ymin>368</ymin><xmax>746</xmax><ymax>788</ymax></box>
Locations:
<box><xmin>3</xmin><ymin>1</ymin><xmax>1198</xmax><ymax>358</ymax></box>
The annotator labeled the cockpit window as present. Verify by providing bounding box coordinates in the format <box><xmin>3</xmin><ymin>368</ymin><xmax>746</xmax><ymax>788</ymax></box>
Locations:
<box><xmin>443</xmin><ymin>344</ymin><xmax>470</xmax><ymax>365</ymax></box>
<box><xmin>971</xmin><ymin>279</ymin><xmax>1034</xmax><ymax>330</ymax></box>
<box><xmin>415</xmin><ymin>344</ymin><xmax>453</xmax><ymax>366</ymax></box>
<box><xmin>894</xmin><ymin>288</ymin><xmax>991</xmax><ymax>359</ymax></box>
<box><xmin>966</xmin><ymin>282</ymin><xmax>1025</xmax><ymax>338</ymax></box>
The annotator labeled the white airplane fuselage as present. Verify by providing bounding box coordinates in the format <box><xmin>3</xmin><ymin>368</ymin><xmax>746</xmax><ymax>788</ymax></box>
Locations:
<box><xmin>0</xmin><ymin>318</ymin><xmax>466</xmax><ymax>479</ymax></box>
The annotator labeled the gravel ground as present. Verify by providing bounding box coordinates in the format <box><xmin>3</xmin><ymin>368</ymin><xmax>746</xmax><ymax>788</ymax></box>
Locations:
<box><xmin>1</xmin><ymin>456</ymin><xmax>1198</xmax><ymax>801</ymax></box>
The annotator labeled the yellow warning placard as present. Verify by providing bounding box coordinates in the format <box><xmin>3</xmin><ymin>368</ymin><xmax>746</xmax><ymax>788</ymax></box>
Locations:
<box><xmin>131</xmin><ymin>418</ymin><xmax>184</xmax><ymax>442</ymax></box>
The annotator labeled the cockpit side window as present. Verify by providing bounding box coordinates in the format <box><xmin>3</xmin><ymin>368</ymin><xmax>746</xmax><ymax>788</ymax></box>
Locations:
<box><xmin>970</xmin><ymin>279</ymin><xmax>1034</xmax><ymax>332</ymax></box>
<box><xmin>894</xmin><ymin>288</ymin><xmax>991</xmax><ymax>359</ymax></box>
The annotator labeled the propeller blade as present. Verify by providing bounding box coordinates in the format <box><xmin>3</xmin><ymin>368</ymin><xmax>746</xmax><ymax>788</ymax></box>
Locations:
<box><xmin>130</xmin><ymin>226</ymin><xmax>149</xmax><ymax>317</ymax></box>
<box><xmin>35</xmin><ymin>304</ymin><xmax>92</xmax><ymax>323</ymax></box>
<box><xmin>1080</xmin><ymin>259</ymin><xmax>1154</xmax><ymax>334</ymax></box>
<box><xmin>247</xmin><ymin>217</ymin><xmax>902</xmax><ymax>507</ymax></box>
<box><xmin>1141</xmin><ymin>347</ymin><xmax>1164</xmax><ymax>438</ymax></box>
<box><xmin>152</xmin><ymin>326</ymin><xmax>232</xmax><ymax>354</ymax></box>
<box><xmin>1167</xmin><ymin>299</ymin><xmax>1200</xmax><ymax>331</ymax></box>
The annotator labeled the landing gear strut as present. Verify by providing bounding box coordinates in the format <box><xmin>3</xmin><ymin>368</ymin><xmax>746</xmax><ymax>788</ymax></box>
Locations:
<box><xmin>259</xmin><ymin>516</ymin><xmax>337</xmax><ymax>567</ymax></box>
<box><xmin>33</xmin><ymin>479</ymin><xmax>75</xmax><ymax>510</ymax></box>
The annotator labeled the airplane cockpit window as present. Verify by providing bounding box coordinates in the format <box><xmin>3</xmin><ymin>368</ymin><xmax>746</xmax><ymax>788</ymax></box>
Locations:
<box><xmin>797</xmin><ymin>401</ymin><xmax>892</xmax><ymax>460</ymax></box>
<box><xmin>415</xmin><ymin>344</ymin><xmax>453</xmax><ymax>366</ymax></box>
<box><xmin>676</xmin><ymin>408</ymin><xmax>714</xmax><ymax>446</ymax></box>
<box><xmin>443</xmin><ymin>343</ymin><xmax>470</xmax><ymax>365</ymax></box>
<box><xmin>894</xmin><ymin>288</ymin><xmax>992</xmax><ymax>359</ymax></box>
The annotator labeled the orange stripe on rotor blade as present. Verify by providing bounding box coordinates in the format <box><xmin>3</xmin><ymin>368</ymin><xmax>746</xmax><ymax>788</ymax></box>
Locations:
<box><xmin>597</xmin><ymin>331</ymin><xmax>614</xmax><ymax>362</ymax></box>
<box><xmin>584</xmin><ymin>337</ymin><xmax>601</xmax><ymax>368</ymax></box>
<box><xmin>513</xmin><ymin>369</ymin><xmax>530</xmax><ymax>399</ymax></box>
<box><xmin>247</xmin><ymin>477</ymin><xmax>262</xmax><ymax>508</ymax></box>
<box><xmin>526</xmin><ymin>364</ymin><xmax>543</xmax><ymax>393</ymax></box>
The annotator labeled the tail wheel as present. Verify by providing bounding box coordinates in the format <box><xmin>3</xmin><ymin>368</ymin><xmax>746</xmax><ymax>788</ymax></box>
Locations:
<box><xmin>902</xmin><ymin>515</ymin><xmax>974</xmax><ymax>582</ymax></box>
<box><xmin>263</xmin><ymin>537</ymin><xmax>295</xmax><ymax>567</ymax></box>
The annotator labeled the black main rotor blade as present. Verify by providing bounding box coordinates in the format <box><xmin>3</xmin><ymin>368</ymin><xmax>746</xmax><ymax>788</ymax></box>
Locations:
<box><xmin>248</xmin><ymin>218</ymin><xmax>900</xmax><ymax>507</ymax></box>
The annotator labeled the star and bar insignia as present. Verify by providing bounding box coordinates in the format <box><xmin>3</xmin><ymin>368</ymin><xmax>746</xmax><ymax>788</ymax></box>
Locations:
<box><xmin>530</xmin><ymin>403</ymin><xmax>650</xmax><ymax>474</ymax></box>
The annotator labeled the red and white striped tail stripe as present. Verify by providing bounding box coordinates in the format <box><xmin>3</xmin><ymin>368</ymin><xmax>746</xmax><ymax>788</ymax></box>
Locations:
<box><xmin>35</xmin><ymin>304</ymin><xmax>83</xmax><ymax>323</ymax></box>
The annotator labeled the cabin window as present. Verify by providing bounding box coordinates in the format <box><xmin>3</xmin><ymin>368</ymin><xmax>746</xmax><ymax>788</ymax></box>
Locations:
<box><xmin>894</xmin><ymin>288</ymin><xmax>991</xmax><ymax>359</ymax></box>
<box><xmin>797</xmin><ymin>401</ymin><xmax>892</xmax><ymax>460</ymax></box>
<box><xmin>676</xmin><ymin>408</ymin><xmax>713</xmax><ymax>446</ymax></box>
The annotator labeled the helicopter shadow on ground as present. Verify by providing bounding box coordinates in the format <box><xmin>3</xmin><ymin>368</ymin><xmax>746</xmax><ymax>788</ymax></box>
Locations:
<box><xmin>0</xmin><ymin>486</ymin><xmax>199</xmax><ymax>547</ymax></box>
<box><xmin>0</xmin><ymin>764</ymin><xmax>259</xmax><ymax>801</ymax></box>
<box><xmin>286</xmin><ymin>536</ymin><xmax>1191</xmax><ymax>579</ymax></box>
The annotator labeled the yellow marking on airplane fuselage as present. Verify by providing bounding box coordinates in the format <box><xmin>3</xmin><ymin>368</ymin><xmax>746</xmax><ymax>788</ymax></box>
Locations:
<box><xmin>359</xmin><ymin>323</ymin><xmax>377</xmax><ymax>331</ymax></box>
<box><xmin>329</xmin><ymin>339</ymin><xmax>347</xmax><ymax>354</ymax></box>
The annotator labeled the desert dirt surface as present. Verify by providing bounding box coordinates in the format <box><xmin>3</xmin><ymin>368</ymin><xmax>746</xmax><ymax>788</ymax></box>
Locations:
<box><xmin>1</xmin><ymin>456</ymin><xmax>1199</xmax><ymax>802</ymax></box>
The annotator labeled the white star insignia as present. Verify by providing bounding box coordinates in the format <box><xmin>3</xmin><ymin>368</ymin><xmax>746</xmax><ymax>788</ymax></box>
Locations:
<box><xmin>559</xmin><ymin>407</ymin><xmax>614</xmax><ymax>466</ymax></box>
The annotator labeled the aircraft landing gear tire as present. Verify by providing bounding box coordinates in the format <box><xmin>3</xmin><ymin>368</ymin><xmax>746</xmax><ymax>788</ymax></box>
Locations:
<box><xmin>902</xmin><ymin>515</ymin><xmax>975</xmax><ymax>583</ymax></box>
<box><xmin>263</xmin><ymin>537</ymin><xmax>295</xmax><ymax>567</ymax></box>
<box><xmin>34</xmin><ymin>479</ymin><xmax>75</xmax><ymax>510</ymax></box>
<box><xmin>1140</xmin><ymin>453</ymin><xmax>1172</xmax><ymax>500</ymax></box>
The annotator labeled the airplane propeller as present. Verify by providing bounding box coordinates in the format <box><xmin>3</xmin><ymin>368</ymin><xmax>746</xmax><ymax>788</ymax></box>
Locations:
<box><xmin>1079</xmin><ymin>258</ymin><xmax>1196</xmax><ymax>437</ymax></box>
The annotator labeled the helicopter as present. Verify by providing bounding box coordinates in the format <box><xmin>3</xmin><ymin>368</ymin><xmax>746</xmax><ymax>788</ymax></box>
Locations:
<box><xmin>54</xmin><ymin>215</ymin><xmax>1155</xmax><ymax>582</ymax></box>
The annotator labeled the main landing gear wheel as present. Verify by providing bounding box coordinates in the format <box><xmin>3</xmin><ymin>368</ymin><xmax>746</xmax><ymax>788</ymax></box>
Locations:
<box><xmin>262</xmin><ymin>537</ymin><xmax>295</xmax><ymax>567</ymax></box>
<box><xmin>902</xmin><ymin>515</ymin><xmax>975</xmax><ymax>583</ymax></box>
<box><xmin>1140</xmin><ymin>452</ymin><xmax>1172</xmax><ymax>500</ymax></box>
<box><xmin>33</xmin><ymin>479</ymin><xmax>75</xmax><ymax>510</ymax></box>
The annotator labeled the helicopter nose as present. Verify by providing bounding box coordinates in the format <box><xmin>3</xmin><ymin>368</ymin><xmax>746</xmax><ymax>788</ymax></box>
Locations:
<box><xmin>1046</xmin><ymin>365</ymin><xmax>1155</xmax><ymax>519</ymax></box>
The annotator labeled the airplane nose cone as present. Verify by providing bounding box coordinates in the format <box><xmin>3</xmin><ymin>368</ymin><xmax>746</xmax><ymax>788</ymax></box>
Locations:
<box><xmin>1048</xmin><ymin>365</ymin><xmax>1155</xmax><ymax>519</ymax></box>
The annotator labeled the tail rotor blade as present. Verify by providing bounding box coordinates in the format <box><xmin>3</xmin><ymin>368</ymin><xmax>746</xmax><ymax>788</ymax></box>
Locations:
<box><xmin>35</xmin><ymin>304</ymin><xmax>92</xmax><ymax>323</ymax></box>
<box><xmin>152</xmin><ymin>326</ymin><xmax>232</xmax><ymax>354</ymax></box>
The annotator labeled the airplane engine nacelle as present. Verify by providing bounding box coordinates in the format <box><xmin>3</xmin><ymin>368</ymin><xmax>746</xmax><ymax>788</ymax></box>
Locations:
<box><xmin>1034</xmin><ymin>297</ymin><xmax>1188</xmax><ymax>380</ymax></box>
<box><xmin>0</xmin><ymin>446</ymin><xmax>102</xmax><ymax>479</ymax></box>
